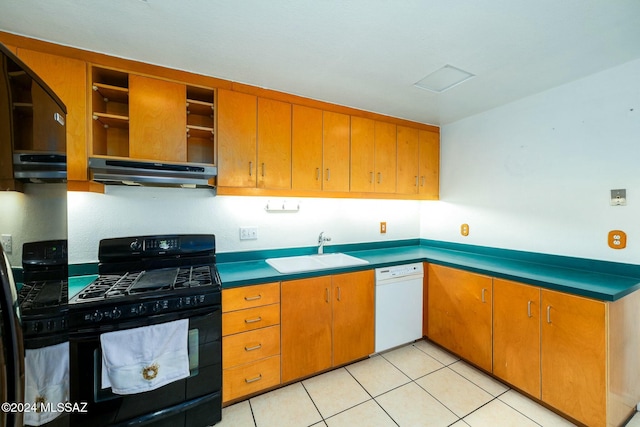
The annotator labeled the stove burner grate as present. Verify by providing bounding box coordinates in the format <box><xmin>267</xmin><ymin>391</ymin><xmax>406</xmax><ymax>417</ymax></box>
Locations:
<box><xmin>74</xmin><ymin>265</ymin><xmax>215</xmax><ymax>301</ymax></box>
<box><xmin>18</xmin><ymin>280</ymin><xmax>68</xmax><ymax>311</ymax></box>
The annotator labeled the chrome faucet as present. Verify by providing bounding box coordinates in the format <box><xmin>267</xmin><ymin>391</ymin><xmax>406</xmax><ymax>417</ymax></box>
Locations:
<box><xmin>318</xmin><ymin>232</ymin><xmax>331</xmax><ymax>254</ymax></box>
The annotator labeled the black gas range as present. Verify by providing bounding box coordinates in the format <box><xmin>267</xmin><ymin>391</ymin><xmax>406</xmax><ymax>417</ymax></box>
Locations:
<box><xmin>69</xmin><ymin>235</ymin><xmax>222</xmax><ymax>328</ymax></box>
<box><xmin>68</xmin><ymin>234</ymin><xmax>222</xmax><ymax>427</ymax></box>
<box><xmin>18</xmin><ymin>240</ymin><xmax>68</xmax><ymax>347</ymax></box>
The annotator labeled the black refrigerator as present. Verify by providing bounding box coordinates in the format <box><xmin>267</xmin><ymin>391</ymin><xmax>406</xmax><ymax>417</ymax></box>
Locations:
<box><xmin>1</xmin><ymin>243</ymin><xmax>25</xmax><ymax>427</ymax></box>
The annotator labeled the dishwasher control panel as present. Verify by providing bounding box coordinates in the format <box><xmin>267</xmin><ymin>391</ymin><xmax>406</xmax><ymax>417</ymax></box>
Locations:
<box><xmin>375</xmin><ymin>263</ymin><xmax>424</xmax><ymax>282</ymax></box>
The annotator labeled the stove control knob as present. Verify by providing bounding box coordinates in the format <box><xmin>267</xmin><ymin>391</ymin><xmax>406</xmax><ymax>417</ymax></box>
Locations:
<box><xmin>153</xmin><ymin>302</ymin><xmax>162</xmax><ymax>313</ymax></box>
<box><xmin>33</xmin><ymin>322</ymin><xmax>43</xmax><ymax>332</ymax></box>
<box><xmin>46</xmin><ymin>320</ymin><xmax>55</xmax><ymax>331</ymax></box>
<box><xmin>176</xmin><ymin>298</ymin><xmax>183</xmax><ymax>308</ymax></box>
<box><xmin>111</xmin><ymin>308</ymin><xmax>121</xmax><ymax>319</ymax></box>
<box><xmin>92</xmin><ymin>310</ymin><xmax>103</xmax><ymax>322</ymax></box>
<box><xmin>130</xmin><ymin>239</ymin><xmax>142</xmax><ymax>251</ymax></box>
<box><xmin>138</xmin><ymin>304</ymin><xmax>147</xmax><ymax>315</ymax></box>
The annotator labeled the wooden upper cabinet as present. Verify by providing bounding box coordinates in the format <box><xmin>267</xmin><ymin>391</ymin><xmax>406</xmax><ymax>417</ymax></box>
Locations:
<box><xmin>16</xmin><ymin>48</ymin><xmax>87</xmax><ymax>181</ymax></box>
<box><xmin>493</xmin><ymin>279</ymin><xmax>541</xmax><ymax>398</ymax></box>
<box><xmin>541</xmin><ymin>290</ymin><xmax>606</xmax><ymax>427</ymax></box>
<box><xmin>322</xmin><ymin>111</ymin><xmax>350</xmax><ymax>192</ymax></box>
<box><xmin>418</xmin><ymin>130</ymin><xmax>439</xmax><ymax>198</ymax></box>
<box><xmin>217</xmin><ymin>89</ymin><xmax>257</xmax><ymax>187</ymax></box>
<box><xmin>396</xmin><ymin>125</ymin><xmax>419</xmax><ymax>194</ymax></box>
<box><xmin>374</xmin><ymin>121</ymin><xmax>397</xmax><ymax>193</ymax></box>
<box><xmin>257</xmin><ymin>98</ymin><xmax>291</xmax><ymax>189</ymax></box>
<box><xmin>129</xmin><ymin>74</ymin><xmax>187</xmax><ymax>162</ymax></box>
<box><xmin>350</xmin><ymin>116</ymin><xmax>375</xmax><ymax>192</ymax></box>
<box><xmin>292</xmin><ymin>105</ymin><xmax>323</xmax><ymax>191</ymax></box>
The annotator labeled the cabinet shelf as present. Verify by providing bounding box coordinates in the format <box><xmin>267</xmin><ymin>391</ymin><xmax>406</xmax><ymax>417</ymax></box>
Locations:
<box><xmin>92</xmin><ymin>83</ymin><xmax>129</xmax><ymax>103</ymax></box>
<box><xmin>187</xmin><ymin>98</ymin><xmax>214</xmax><ymax>116</ymax></box>
<box><xmin>92</xmin><ymin>112</ymin><xmax>129</xmax><ymax>129</ymax></box>
<box><xmin>186</xmin><ymin>124</ymin><xmax>214</xmax><ymax>139</ymax></box>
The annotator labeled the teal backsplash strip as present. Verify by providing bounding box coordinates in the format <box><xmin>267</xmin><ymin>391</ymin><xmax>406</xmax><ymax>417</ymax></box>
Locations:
<box><xmin>419</xmin><ymin>239</ymin><xmax>640</xmax><ymax>278</ymax></box>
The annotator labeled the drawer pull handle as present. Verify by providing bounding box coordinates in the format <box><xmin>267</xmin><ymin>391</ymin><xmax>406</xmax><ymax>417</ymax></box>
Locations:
<box><xmin>244</xmin><ymin>294</ymin><xmax>262</xmax><ymax>301</ymax></box>
<box><xmin>245</xmin><ymin>374</ymin><xmax>262</xmax><ymax>384</ymax></box>
<box><xmin>245</xmin><ymin>317</ymin><xmax>262</xmax><ymax>324</ymax></box>
<box><xmin>245</xmin><ymin>343</ymin><xmax>262</xmax><ymax>352</ymax></box>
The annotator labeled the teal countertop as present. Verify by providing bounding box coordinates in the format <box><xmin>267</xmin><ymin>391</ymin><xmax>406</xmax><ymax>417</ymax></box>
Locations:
<box><xmin>217</xmin><ymin>240</ymin><xmax>640</xmax><ymax>301</ymax></box>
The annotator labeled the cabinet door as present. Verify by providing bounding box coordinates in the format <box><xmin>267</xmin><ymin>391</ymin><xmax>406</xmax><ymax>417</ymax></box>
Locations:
<box><xmin>418</xmin><ymin>130</ymin><xmax>439</xmax><ymax>198</ymax></box>
<box><xmin>332</xmin><ymin>270</ymin><xmax>374</xmax><ymax>366</ymax></box>
<box><xmin>16</xmin><ymin>49</ymin><xmax>87</xmax><ymax>181</ymax></box>
<box><xmin>493</xmin><ymin>279</ymin><xmax>541</xmax><ymax>398</ymax></box>
<box><xmin>292</xmin><ymin>105</ymin><xmax>323</xmax><ymax>191</ymax></box>
<box><xmin>129</xmin><ymin>74</ymin><xmax>187</xmax><ymax>162</ymax></box>
<box><xmin>541</xmin><ymin>290</ymin><xmax>606</xmax><ymax>427</ymax></box>
<box><xmin>396</xmin><ymin>125</ymin><xmax>419</xmax><ymax>194</ymax></box>
<box><xmin>322</xmin><ymin>111</ymin><xmax>350</xmax><ymax>192</ymax></box>
<box><xmin>374</xmin><ymin>121</ymin><xmax>397</xmax><ymax>193</ymax></box>
<box><xmin>350</xmin><ymin>116</ymin><xmax>375</xmax><ymax>192</ymax></box>
<box><xmin>217</xmin><ymin>89</ymin><xmax>257</xmax><ymax>187</ymax></box>
<box><xmin>281</xmin><ymin>276</ymin><xmax>332</xmax><ymax>382</ymax></box>
<box><xmin>257</xmin><ymin>98</ymin><xmax>291</xmax><ymax>189</ymax></box>
<box><xmin>427</xmin><ymin>264</ymin><xmax>493</xmax><ymax>372</ymax></box>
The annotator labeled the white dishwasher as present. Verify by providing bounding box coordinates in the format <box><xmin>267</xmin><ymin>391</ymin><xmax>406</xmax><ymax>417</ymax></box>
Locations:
<box><xmin>375</xmin><ymin>263</ymin><xmax>424</xmax><ymax>353</ymax></box>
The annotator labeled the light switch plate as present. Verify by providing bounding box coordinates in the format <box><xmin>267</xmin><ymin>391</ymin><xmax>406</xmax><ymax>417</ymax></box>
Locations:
<box><xmin>0</xmin><ymin>234</ymin><xmax>12</xmax><ymax>253</ymax></box>
<box><xmin>239</xmin><ymin>227</ymin><xmax>258</xmax><ymax>240</ymax></box>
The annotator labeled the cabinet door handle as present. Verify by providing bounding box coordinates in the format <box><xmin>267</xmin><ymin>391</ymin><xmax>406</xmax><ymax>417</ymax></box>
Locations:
<box><xmin>414</xmin><ymin>176</ymin><xmax>419</xmax><ymax>187</ymax></box>
<box><xmin>245</xmin><ymin>374</ymin><xmax>262</xmax><ymax>384</ymax></box>
<box><xmin>245</xmin><ymin>343</ymin><xmax>262</xmax><ymax>352</ymax></box>
<box><xmin>244</xmin><ymin>294</ymin><xmax>262</xmax><ymax>301</ymax></box>
<box><xmin>261</xmin><ymin>162</ymin><xmax>265</xmax><ymax>177</ymax></box>
<box><xmin>337</xmin><ymin>287</ymin><xmax>341</xmax><ymax>301</ymax></box>
<box><xmin>527</xmin><ymin>301</ymin><xmax>532</xmax><ymax>318</ymax></box>
<box><xmin>481</xmin><ymin>288</ymin><xmax>487</xmax><ymax>303</ymax></box>
<box><xmin>421</xmin><ymin>176</ymin><xmax>425</xmax><ymax>187</ymax></box>
<box><xmin>546</xmin><ymin>305</ymin><xmax>552</xmax><ymax>323</ymax></box>
<box><xmin>326</xmin><ymin>168</ymin><xmax>331</xmax><ymax>181</ymax></box>
<box><xmin>316</xmin><ymin>167</ymin><xmax>320</xmax><ymax>181</ymax></box>
<box><xmin>325</xmin><ymin>288</ymin><xmax>329</xmax><ymax>303</ymax></box>
<box><xmin>369</xmin><ymin>172</ymin><xmax>374</xmax><ymax>183</ymax></box>
<box><xmin>377</xmin><ymin>172</ymin><xmax>382</xmax><ymax>184</ymax></box>
<box><xmin>244</xmin><ymin>317</ymin><xmax>262</xmax><ymax>324</ymax></box>
<box><xmin>249</xmin><ymin>161</ymin><xmax>253</xmax><ymax>177</ymax></box>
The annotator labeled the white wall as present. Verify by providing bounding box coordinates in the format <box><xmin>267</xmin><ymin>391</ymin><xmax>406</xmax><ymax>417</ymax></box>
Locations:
<box><xmin>0</xmin><ymin>183</ymin><xmax>67</xmax><ymax>267</ymax></box>
<box><xmin>422</xmin><ymin>58</ymin><xmax>640</xmax><ymax>264</ymax></box>
<box><xmin>67</xmin><ymin>188</ymin><xmax>419</xmax><ymax>264</ymax></box>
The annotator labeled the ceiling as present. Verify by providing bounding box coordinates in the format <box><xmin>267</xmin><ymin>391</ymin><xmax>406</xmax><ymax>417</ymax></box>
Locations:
<box><xmin>2</xmin><ymin>0</ymin><xmax>640</xmax><ymax>126</ymax></box>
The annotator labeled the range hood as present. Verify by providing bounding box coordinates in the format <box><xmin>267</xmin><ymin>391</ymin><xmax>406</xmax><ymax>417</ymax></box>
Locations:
<box><xmin>89</xmin><ymin>157</ymin><xmax>217</xmax><ymax>191</ymax></box>
<box><xmin>13</xmin><ymin>152</ymin><xmax>67</xmax><ymax>183</ymax></box>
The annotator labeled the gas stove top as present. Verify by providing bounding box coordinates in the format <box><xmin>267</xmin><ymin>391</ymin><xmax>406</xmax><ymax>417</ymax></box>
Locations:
<box><xmin>68</xmin><ymin>234</ymin><xmax>222</xmax><ymax>328</ymax></box>
<box><xmin>18</xmin><ymin>279</ymin><xmax>68</xmax><ymax>311</ymax></box>
<box><xmin>72</xmin><ymin>265</ymin><xmax>216</xmax><ymax>302</ymax></box>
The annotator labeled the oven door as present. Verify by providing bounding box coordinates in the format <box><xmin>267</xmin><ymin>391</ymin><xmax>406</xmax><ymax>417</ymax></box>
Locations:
<box><xmin>69</xmin><ymin>306</ymin><xmax>221</xmax><ymax>427</ymax></box>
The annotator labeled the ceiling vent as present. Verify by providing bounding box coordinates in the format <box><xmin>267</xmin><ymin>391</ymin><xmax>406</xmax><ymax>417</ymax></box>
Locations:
<box><xmin>414</xmin><ymin>65</ymin><xmax>475</xmax><ymax>93</ymax></box>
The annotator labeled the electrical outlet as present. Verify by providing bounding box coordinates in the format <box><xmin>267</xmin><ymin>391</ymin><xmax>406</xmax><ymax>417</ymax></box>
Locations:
<box><xmin>461</xmin><ymin>224</ymin><xmax>470</xmax><ymax>236</ymax></box>
<box><xmin>380</xmin><ymin>222</ymin><xmax>387</xmax><ymax>234</ymax></box>
<box><xmin>0</xmin><ymin>234</ymin><xmax>12</xmax><ymax>253</ymax></box>
<box><xmin>239</xmin><ymin>227</ymin><xmax>258</xmax><ymax>240</ymax></box>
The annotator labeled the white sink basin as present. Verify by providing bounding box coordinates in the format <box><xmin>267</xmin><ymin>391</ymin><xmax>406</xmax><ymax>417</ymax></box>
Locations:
<box><xmin>266</xmin><ymin>253</ymin><xmax>369</xmax><ymax>274</ymax></box>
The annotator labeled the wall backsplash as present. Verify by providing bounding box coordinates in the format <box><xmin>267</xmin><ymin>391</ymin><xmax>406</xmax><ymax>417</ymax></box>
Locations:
<box><xmin>67</xmin><ymin>188</ymin><xmax>421</xmax><ymax>265</ymax></box>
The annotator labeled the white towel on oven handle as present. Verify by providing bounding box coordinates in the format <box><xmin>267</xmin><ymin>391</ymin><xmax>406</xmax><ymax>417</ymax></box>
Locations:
<box><xmin>100</xmin><ymin>319</ymin><xmax>189</xmax><ymax>395</ymax></box>
<box><xmin>24</xmin><ymin>341</ymin><xmax>69</xmax><ymax>426</ymax></box>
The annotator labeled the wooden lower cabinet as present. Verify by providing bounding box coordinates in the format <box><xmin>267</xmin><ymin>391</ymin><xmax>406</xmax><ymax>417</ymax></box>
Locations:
<box><xmin>492</xmin><ymin>277</ymin><xmax>640</xmax><ymax>427</ymax></box>
<box><xmin>222</xmin><ymin>282</ymin><xmax>281</xmax><ymax>404</ymax></box>
<box><xmin>427</xmin><ymin>264</ymin><xmax>493</xmax><ymax>372</ymax></box>
<box><xmin>493</xmin><ymin>279</ymin><xmax>541</xmax><ymax>398</ymax></box>
<box><xmin>281</xmin><ymin>270</ymin><xmax>374</xmax><ymax>383</ymax></box>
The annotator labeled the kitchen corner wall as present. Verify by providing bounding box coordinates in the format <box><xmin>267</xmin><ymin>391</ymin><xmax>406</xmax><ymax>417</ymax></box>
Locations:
<box><xmin>67</xmin><ymin>190</ymin><xmax>420</xmax><ymax>264</ymax></box>
<box><xmin>422</xmin><ymin>58</ymin><xmax>640</xmax><ymax>264</ymax></box>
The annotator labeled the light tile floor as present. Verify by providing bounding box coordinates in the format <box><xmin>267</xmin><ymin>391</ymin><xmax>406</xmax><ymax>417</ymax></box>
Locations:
<box><xmin>216</xmin><ymin>339</ymin><xmax>640</xmax><ymax>427</ymax></box>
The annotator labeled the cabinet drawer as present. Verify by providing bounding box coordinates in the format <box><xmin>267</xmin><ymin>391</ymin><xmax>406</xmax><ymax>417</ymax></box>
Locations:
<box><xmin>223</xmin><ymin>303</ymin><xmax>280</xmax><ymax>336</ymax></box>
<box><xmin>223</xmin><ymin>325</ymin><xmax>280</xmax><ymax>369</ymax></box>
<box><xmin>222</xmin><ymin>282</ymin><xmax>280</xmax><ymax>312</ymax></box>
<box><xmin>223</xmin><ymin>355</ymin><xmax>281</xmax><ymax>403</ymax></box>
